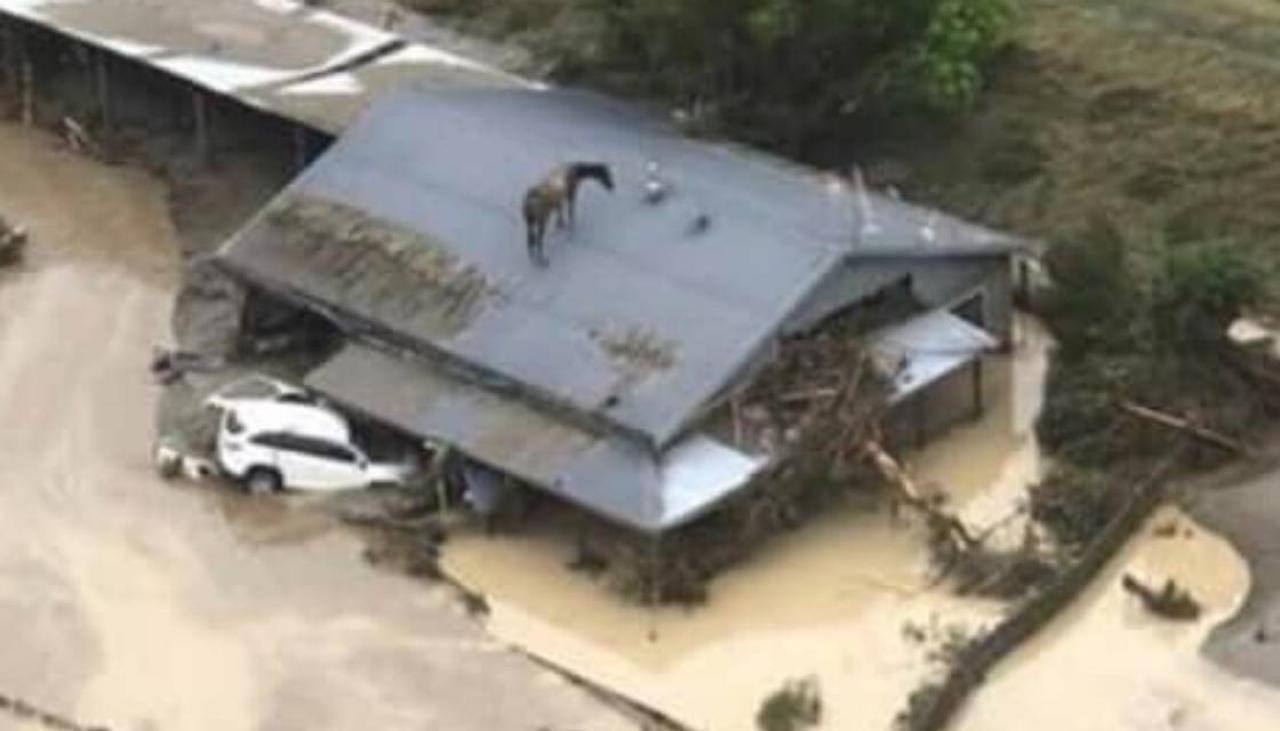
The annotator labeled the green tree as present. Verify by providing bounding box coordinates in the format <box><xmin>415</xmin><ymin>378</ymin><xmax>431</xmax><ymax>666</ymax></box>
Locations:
<box><xmin>572</xmin><ymin>0</ymin><xmax>1013</xmax><ymax>150</ymax></box>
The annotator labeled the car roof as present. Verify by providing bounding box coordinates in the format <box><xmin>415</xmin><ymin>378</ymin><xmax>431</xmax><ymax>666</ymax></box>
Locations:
<box><xmin>231</xmin><ymin>401</ymin><xmax>351</xmax><ymax>442</ymax></box>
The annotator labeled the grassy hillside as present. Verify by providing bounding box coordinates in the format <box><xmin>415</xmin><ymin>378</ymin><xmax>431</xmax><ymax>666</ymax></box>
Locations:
<box><xmin>403</xmin><ymin>0</ymin><xmax>1280</xmax><ymax>265</ymax></box>
<box><xmin>866</xmin><ymin>0</ymin><xmax>1280</xmax><ymax>257</ymax></box>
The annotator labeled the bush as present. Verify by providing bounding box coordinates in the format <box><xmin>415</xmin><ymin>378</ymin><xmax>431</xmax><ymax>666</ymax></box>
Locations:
<box><xmin>1039</xmin><ymin>216</ymin><xmax>1144</xmax><ymax>360</ymax></box>
<box><xmin>1151</xmin><ymin>239</ymin><xmax>1266</xmax><ymax>353</ymax></box>
<box><xmin>757</xmin><ymin>677</ymin><xmax>823</xmax><ymax>731</ymax></box>
<box><xmin>1029</xmin><ymin>465</ymin><xmax>1121</xmax><ymax>550</ymax></box>
<box><xmin>1036</xmin><ymin>217</ymin><xmax>1269</xmax><ymax>467</ymax></box>
<box><xmin>436</xmin><ymin>0</ymin><xmax>1014</xmax><ymax>152</ymax></box>
<box><xmin>919</xmin><ymin>0</ymin><xmax>1015</xmax><ymax>110</ymax></box>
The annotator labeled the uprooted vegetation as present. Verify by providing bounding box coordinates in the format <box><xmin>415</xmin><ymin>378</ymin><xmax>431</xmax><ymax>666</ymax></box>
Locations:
<box><xmin>895</xmin><ymin>217</ymin><xmax>1280</xmax><ymax>729</ymax></box>
<box><xmin>601</xmin><ymin>306</ymin><xmax>894</xmax><ymax>604</ymax></box>
<box><xmin>756</xmin><ymin>677</ymin><xmax>823</xmax><ymax>731</ymax></box>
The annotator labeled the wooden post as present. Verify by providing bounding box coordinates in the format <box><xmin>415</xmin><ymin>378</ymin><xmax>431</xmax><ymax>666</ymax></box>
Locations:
<box><xmin>3</xmin><ymin>25</ymin><xmax>17</xmax><ymax>95</ymax></box>
<box><xmin>914</xmin><ymin>395</ymin><xmax>926</xmax><ymax>448</ymax></box>
<box><xmin>971</xmin><ymin>359</ymin><xmax>985</xmax><ymax>421</ymax></box>
<box><xmin>19</xmin><ymin>39</ymin><xmax>32</xmax><ymax>127</ymax></box>
<box><xmin>192</xmin><ymin>89</ymin><xmax>210</xmax><ymax>165</ymax></box>
<box><xmin>293</xmin><ymin>124</ymin><xmax>308</xmax><ymax>171</ymax></box>
<box><xmin>94</xmin><ymin>49</ymin><xmax>110</xmax><ymax>132</ymax></box>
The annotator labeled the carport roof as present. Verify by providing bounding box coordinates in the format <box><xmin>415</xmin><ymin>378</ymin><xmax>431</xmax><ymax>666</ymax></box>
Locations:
<box><xmin>0</xmin><ymin>0</ymin><xmax>525</xmax><ymax>133</ymax></box>
<box><xmin>219</xmin><ymin>87</ymin><xmax>1020</xmax><ymax>450</ymax></box>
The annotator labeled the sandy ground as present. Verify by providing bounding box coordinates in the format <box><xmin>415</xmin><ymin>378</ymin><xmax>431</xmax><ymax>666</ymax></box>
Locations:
<box><xmin>0</xmin><ymin>122</ymin><xmax>633</xmax><ymax>731</ymax></box>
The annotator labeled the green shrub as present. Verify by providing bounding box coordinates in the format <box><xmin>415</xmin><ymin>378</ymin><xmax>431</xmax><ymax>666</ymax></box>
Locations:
<box><xmin>1029</xmin><ymin>465</ymin><xmax>1121</xmax><ymax>550</ymax></box>
<box><xmin>757</xmin><ymin>677</ymin><xmax>823</xmax><ymax>731</ymax></box>
<box><xmin>919</xmin><ymin>0</ymin><xmax>1015</xmax><ymax>110</ymax></box>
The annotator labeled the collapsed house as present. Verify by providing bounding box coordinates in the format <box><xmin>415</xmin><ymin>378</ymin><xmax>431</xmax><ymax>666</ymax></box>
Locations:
<box><xmin>215</xmin><ymin>86</ymin><xmax>1022</xmax><ymax>533</ymax></box>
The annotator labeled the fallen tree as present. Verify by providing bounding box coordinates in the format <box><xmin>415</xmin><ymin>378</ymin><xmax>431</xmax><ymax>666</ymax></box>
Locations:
<box><xmin>895</xmin><ymin>448</ymin><xmax>1184</xmax><ymax>731</ymax></box>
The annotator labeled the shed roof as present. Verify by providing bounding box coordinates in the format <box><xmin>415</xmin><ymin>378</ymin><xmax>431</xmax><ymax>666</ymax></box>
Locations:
<box><xmin>869</xmin><ymin>309</ymin><xmax>998</xmax><ymax>402</ymax></box>
<box><xmin>0</xmin><ymin>0</ymin><xmax>524</xmax><ymax>133</ymax></box>
<box><xmin>219</xmin><ymin>86</ymin><xmax>1021</xmax><ymax>450</ymax></box>
<box><xmin>306</xmin><ymin>342</ymin><xmax>764</xmax><ymax>532</ymax></box>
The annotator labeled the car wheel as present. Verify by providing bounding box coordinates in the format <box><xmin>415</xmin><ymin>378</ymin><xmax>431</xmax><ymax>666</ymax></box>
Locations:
<box><xmin>245</xmin><ymin>467</ymin><xmax>283</xmax><ymax>495</ymax></box>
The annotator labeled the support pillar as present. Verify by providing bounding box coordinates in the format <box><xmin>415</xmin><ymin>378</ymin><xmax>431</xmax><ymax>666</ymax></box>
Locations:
<box><xmin>94</xmin><ymin>49</ymin><xmax>110</xmax><ymax>133</ymax></box>
<box><xmin>19</xmin><ymin>36</ymin><xmax>32</xmax><ymax>127</ymax></box>
<box><xmin>971</xmin><ymin>359</ymin><xmax>985</xmax><ymax>421</ymax></box>
<box><xmin>3</xmin><ymin>24</ymin><xmax>18</xmax><ymax>95</ymax></box>
<box><xmin>192</xmin><ymin>89</ymin><xmax>210</xmax><ymax>165</ymax></box>
<box><xmin>914</xmin><ymin>395</ymin><xmax>926</xmax><ymax>449</ymax></box>
<box><xmin>293</xmin><ymin>124</ymin><xmax>308</xmax><ymax>172</ymax></box>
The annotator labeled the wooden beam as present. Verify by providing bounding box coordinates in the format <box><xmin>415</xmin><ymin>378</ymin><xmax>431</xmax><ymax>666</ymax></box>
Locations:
<box><xmin>1118</xmin><ymin>400</ymin><xmax>1249</xmax><ymax>455</ymax></box>
<box><xmin>19</xmin><ymin>40</ymin><xmax>32</xmax><ymax>127</ymax></box>
<box><xmin>972</xmin><ymin>359</ymin><xmax>984</xmax><ymax>420</ymax></box>
<box><xmin>293</xmin><ymin>124</ymin><xmax>309</xmax><ymax>171</ymax></box>
<box><xmin>3</xmin><ymin>25</ymin><xmax>17</xmax><ymax>95</ymax></box>
<box><xmin>192</xmin><ymin>89</ymin><xmax>210</xmax><ymax>164</ymax></box>
<box><xmin>94</xmin><ymin>49</ymin><xmax>110</xmax><ymax>132</ymax></box>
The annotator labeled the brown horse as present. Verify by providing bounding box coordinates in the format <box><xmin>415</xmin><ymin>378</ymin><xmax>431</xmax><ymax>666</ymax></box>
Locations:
<box><xmin>522</xmin><ymin>162</ymin><xmax>614</xmax><ymax>265</ymax></box>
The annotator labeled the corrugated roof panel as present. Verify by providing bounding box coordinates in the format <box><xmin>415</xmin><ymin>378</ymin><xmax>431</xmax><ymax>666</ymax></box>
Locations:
<box><xmin>869</xmin><ymin>309</ymin><xmax>998</xmax><ymax>402</ymax></box>
<box><xmin>306</xmin><ymin>343</ymin><xmax>763</xmax><ymax>532</ymax></box>
<box><xmin>0</xmin><ymin>0</ymin><xmax>521</xmax><ymax>133</ymax></box>
<box><xmin>223</xmin><ymin>88</ymin><xmax>851</xmax><ymax>447</ymax></box>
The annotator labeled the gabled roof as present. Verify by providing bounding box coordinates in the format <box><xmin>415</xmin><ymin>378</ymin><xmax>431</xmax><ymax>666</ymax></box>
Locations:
<box><xmin>218</xmin><ymin>86</ymin><xmax>1020</xmax><ymax>452</ymax></box>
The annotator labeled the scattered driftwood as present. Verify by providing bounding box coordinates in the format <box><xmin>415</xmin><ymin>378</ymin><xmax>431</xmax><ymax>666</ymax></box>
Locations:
<box><xmin>1121</xmin><ymin>573</ymin><xmax>1202</xmax><ymax>621</ymax></box>
<box><xmin>1119</xmin><ymin>400</ymin><xmax>1248</xmax><ymax>455</ymax></box>
<box><xmin>864</xmin><ymin>439</ymin><xmax>977</xmax><ymax>555</ymax></box>
<box><xmin>0</xmin><ymin>214</ymin><xmax>27</xmax><ymax>267</ymax></box>
<box><xmin>62</xmin><ymin>116</ymin><xmax>100</xmax><ymax>158</ymax></box>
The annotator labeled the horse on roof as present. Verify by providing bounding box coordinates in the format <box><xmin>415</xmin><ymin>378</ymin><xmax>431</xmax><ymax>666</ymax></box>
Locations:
<box><xmin>521</xmin><ymin>162</ymin><xmax>614</xmax><ymax>266</ymax></box>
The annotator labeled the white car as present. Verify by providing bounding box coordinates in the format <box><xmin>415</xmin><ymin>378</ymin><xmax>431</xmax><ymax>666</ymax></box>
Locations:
<box><xmin>206</xmin><ymin>379</ymin><xmax>417</xmax><ymax>494</ymax></box>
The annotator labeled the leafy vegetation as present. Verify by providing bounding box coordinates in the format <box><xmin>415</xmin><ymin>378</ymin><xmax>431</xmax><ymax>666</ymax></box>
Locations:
<box><xmin>756</xmin><ymin>677</ymin><xmax>823</xmax><ymax>731</ymax></box>
<box><xmin>1035</xmin><ymin>215</ymin><xmax>1270</xmax><ymax>462</ymax></box>
<box><xmin>401</xmin><ymin>0</ymin><xmax>1013</xmax><ymax>155</ymax></box>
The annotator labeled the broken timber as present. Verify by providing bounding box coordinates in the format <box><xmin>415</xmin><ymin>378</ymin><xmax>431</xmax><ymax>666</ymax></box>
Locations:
<box><xmin>1119</xmin><ymin>400</ymin><xmax>1249</xmax><ymax>455</ymax></box>
<box><xmin>896</xmin><ymin>448</ymin><xmax>1186</xmax><ymax>731</ymax></box>
<box><xmin>864</xmin><ymin>439</ymin><xmax>978</xmax><ymax>553</ymax></box>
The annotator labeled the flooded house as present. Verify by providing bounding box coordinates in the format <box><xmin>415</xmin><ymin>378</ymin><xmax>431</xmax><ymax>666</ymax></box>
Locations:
<box><xmin>214</xmin><ymin>86</ymin><xmax>1024</xmax><ymax>533</ymax></box>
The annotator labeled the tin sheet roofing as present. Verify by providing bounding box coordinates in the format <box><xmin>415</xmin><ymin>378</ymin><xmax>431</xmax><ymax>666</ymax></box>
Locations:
<box><xmin>222</xmin><ymin>87</ymin><xmax>864</xmax><ymax>449</ymax></box>
<box><xmin>869</xmin><ymin>308</ymin><xmax>998</xmax><ymax>402</ymax></box>
<box><xmin>307</xmin><ymin>343</ymin><xmax>763</xmax><ymax>532</ymax></box>
<box><xmin>222</xmin><ymin>87</ymin><xmax>1020</xmax><ymax>447</ymax></box>
<box><xmin>0</xmin><ymin>0</ymin><xmax>523</xmax><ymax>133</ymax></box>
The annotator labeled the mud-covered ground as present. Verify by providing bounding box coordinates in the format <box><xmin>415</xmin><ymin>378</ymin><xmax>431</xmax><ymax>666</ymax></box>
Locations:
<box><xmin>1190</xmin><ymin>452</ymin><xmax>1280</xmax><ymax>690</ymax></box>
<box><xmin>0</xmin><ymin>122</ymin><xmax>635</xmax><ymax>731</ymax></box>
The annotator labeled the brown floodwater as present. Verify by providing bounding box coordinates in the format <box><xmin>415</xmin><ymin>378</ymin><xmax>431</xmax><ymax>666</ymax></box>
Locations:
<box><xmin>0</xmin><ymin>123</ymin><xmax>631</xmax><ymax>731</ymax></box>
<box><xmin>444</xmin><ymin>317</ymin><xmax>1280</xmax><ymax>729</ymax></box>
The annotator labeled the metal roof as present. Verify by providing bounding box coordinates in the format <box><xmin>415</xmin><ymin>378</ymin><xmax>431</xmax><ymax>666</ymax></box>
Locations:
<box><xmin>306</xmin><ymin>342</ymin><xmax>763</xmax><ymax>532</ymax></box>
<box><xmin>868</xmin><ymin>309</ymin><xmax>998</xmax><ymax>402</ymax></box>
<box><xmin>220</xmin><ymin>87</ymin><xmax>1020</xmax><ymax>451</ymax></box>
<box><xmin>0</xmin><ymin>0</ymin><xmax>525</xmax><ymax>133</ymax></box>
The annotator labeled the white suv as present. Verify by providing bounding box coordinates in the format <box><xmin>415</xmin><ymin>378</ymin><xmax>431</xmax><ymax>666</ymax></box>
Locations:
<box><xmin>207</xmin><ymin>380</ymin><xmax>416</xmax><ymax>494</ymax></box>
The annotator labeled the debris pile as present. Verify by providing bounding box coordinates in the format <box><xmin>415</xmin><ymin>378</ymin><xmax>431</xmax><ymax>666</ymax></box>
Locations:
<box><xmin>1121</xmin><ymin>573</ymin><xmax>1202</xmax><ymax>621</ymax></box>
<box><xmin>268</xmin><ymin>197</ymin><xmax>500</xmax><ymax>328</ymax></box>
<box><xmin>589</xmin><ymin>303</ymin><xmax>1009</xmax><ymax>603</ymax></box>
<box><xmin>0</xmin><ymin>214</ymin><xmax>28</xmax><ymax>267</ymax></box>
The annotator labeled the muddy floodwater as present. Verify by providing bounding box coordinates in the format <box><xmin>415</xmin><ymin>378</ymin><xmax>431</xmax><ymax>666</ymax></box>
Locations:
<box><xmin>444</xmin><ymin>318</ymin><xmax>1280</xmax><ymax>729</ymax></box>
<box><xmin>0</xmin><ymin>124</ymin><xmax>631</xmax><ymax>731</ymax></box>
